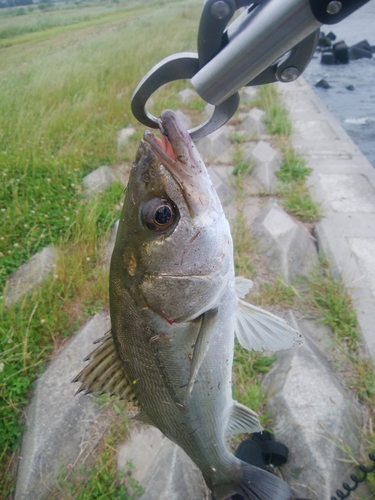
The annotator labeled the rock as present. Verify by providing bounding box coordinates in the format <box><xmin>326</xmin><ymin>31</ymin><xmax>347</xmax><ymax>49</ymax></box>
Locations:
<box><xmin>113</xmin><ymin>163</ymin><xmax>130</xmax><ymax>186</ymax></box>
<box><xmin>315</xmin><ymin>78</ymin><xmax>331</xmax><ymax>89</ymax></box>
<box><xmin>346</xmin><ymin>84</ymin><xmax>355</xmax><ymax>91</ymax></box>
<box><xmin>177</xmin><ymin>88</ymin><xmax>196</xmax><ymax>104</ymax></box>
<box><xmin>263</xmin><ymin>313</ymin><xmax>367</xmax><ymax>500</ymax></box>
<box><xmin>117</xmin><ymin>127</ymin><xmax>136</xmax><ymax>148</ymax></box>
<box><xmin>196</xmin><ymin>125</ymin><xmax>231</xmax><ymax>161</ymax></box>
<box><xmin>320</xmin><ymin>51</ymin><xmax>335</xmax><ymax>65</ymax></box>
<box><xmin>117</xmin><ymin>426</ymin><xmax>207</xmax><ymax>500</ymax></box>
<box><xmin>249</xmin><ymin>141</ymin><xmax>281</xmax><ymax>192</ymax></box>
<box><xmin>333</xmin><ymin>41</ymin><xmax>349</xmax><ymax>64</ymax></box>
<box><xmin>251</xmin><ymin>201</ymin><xmax>319</xmax><ymax>283</ymax></box>
<box><xmin>241</xmin><ymin>107</ymin><xmax>267</xmax><ymax>137</ymax></box>
<box><xmin>317</xmin><ymin>36</ymin><xmax>332</xmax><ymax>49</ymax></box>
<box><xmin>326</xmin><ymin>31</ymin><xmax>336</xmax><ymax>41</ymax></box>
<box><xmin>83</xmin><ymin>165</ymin><xmax>116</xmax><ymax>193</ymax></box>
<box><xmin>349</xmin><ymin>40</ymin><xmax>373</xmax><ymax>60</ymax></box>
<box><xmin>175</xmin><ymin>109</ymin><xmax>192</xmax><ymax>129</ymax></box>
<box><xmin>3</xmin><ymin>245</ymin><xmax>59</xmax><ymax>306</ymax></box>
<box><xmin>15</xmin><ymin>313</ymin><xmax>110</xmax><ymax>500</ymax></box>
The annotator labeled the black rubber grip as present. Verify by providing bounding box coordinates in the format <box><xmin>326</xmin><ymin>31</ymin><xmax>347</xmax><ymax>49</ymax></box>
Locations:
<box><xmin>309</xmin><ymin>0</ymin><xmax>371</xmax><ymax>25</ymax></box>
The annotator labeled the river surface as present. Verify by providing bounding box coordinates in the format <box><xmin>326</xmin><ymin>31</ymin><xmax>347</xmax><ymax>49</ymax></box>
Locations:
<box><xmin>302</xmin><ymin>1</ymin><xmax>375</xmax><ymax>168</ymax></box>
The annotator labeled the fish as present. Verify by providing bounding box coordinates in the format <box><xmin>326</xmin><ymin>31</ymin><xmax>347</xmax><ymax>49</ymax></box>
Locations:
<box><xmin>73</xmin><ymin>110</ymin><xmax>302</xmax><ymax>500</ymax></box>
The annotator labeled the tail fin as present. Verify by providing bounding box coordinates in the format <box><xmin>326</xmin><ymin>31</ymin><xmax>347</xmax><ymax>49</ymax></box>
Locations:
<box><xmin>213</xmin><ymin>461</ymin><xmax>292</xmax><ymax>500</ymax></box>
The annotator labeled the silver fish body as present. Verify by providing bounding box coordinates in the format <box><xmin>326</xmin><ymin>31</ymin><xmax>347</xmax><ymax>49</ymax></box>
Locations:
<box><xmin>75</xmin><ymin>110</ymin><xmax>301</xmax><ymax>499</ymax></box>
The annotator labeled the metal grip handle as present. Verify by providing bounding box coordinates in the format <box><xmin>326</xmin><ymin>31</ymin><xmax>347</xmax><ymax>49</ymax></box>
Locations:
<box><xmin>192</xmin><ymin>0</ymin><xmax>321</xmax><ymax>105</ymax></box>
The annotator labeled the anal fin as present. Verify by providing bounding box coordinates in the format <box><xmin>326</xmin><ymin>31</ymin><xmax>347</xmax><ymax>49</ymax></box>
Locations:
<box><xmin>72</xmin><ymin>331</ymin><xmax>138</xmax><ymax>405</ymax></box>
<box><xmin>226</xmin><ymin>401</ymin><xmax>263</xmax><ymax>435</ymax></box>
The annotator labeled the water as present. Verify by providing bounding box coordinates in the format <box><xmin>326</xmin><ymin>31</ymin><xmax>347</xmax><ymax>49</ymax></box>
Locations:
<box><xmin>302</xmin><ymin>1</ymin><xmax>375</xmax><ymax>168</ymax></box>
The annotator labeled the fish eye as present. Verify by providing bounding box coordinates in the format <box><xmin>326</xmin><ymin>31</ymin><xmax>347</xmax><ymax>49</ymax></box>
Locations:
<box><xmin>141</xmin><ymin>197</ymin><xmax>179</xmax><ymax>233</ymax></box>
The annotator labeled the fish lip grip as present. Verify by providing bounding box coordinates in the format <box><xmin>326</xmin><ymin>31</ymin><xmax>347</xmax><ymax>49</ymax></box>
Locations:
<box><xmin>131</xmin><ymin>0</ymin><xmax>368</xmax><ymax>140</ymax></box>
<box><xmin>131</xmin><ymin>52</ymin><xmax>240</xmax><ymax>142</ymax></box>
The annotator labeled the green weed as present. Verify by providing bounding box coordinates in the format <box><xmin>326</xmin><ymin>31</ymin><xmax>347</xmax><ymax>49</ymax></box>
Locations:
<box><xmin>233</xmin><ymin>343</ymin><xmax>276</xmax><ymax>424</ymax></box>
<box><xmin>309</xmin><ymin>258</ymin><xmax>359</xmax><ymax>349</ymax></box>
<box><xmin>187</xmin><ymin>97</ymin><xmax>206</xmax><ymax>112</ymax></box>
<box><xmin>254</xmin><ymin>85</ymin><xmax>292</xmax><ymax>136</ymax></box>
<box><xmin>279</xmin><ymin>182</ymin><xmax>321</xmax><ymax>222</ymax></box>
<box><xmin>256</xmin><ymin>277</ymin><xmax>300</xmax><ymax>308</ymax></box>
<box><xmin>0</xmin><ymin>183</ymin><xmax>123</xmax><ymax>494</ymax></box>
<box><xmin>231</xmin><ymin>150</ymin><xmax>253</xmax><ymax>192</ymax></box>
<box><xmin>231</xmin><ymin>212</ymin><xmax>257</xmax><ymax>279</ymax></box>
<box><xmin>276</xmin><ymin>147</ymin><xmax>311</xmax><ymax>183</ymax></box>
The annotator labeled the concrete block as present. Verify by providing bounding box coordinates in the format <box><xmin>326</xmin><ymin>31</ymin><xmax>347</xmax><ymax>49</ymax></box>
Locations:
<box><xmin>117</xmin><ymin>426</ymin><xmax>207</xmax><ymax>500</ymax></box>
<box><xmin>263</xmin><ymin>313</ymin><xmax>367</xmax><ymax>500</ymax></box>
<box><xmin>196</xmin><ymin>125</ymin><xmax>231</xmax><ymax>162</ymax></box>
<box><xmin>175</xmin><ymin>109</ymin><xmax>192</xmax><ymax>130</ymax></box>
<box><xmin>241</xmin><ymin>107</ymin><xmax>267</xmax><ymax>137</ymax></box>
<box><xmin>3</xmin><ymin>245</ymin><xmax>59</xmax><ymax>306</ymax></box>
<box><xmin>15</xmin><ymin>313</ymin><xmax>110</xmax><ymax>500</ymax></box>
<box><xmin>205</xmin><ymin>103</ymin><xmax>215</xmax><ymax>117</ymax></box>
<box><xmin>177</xmin><ymin>88</ymin><xmax>196</xmax><ymax>104</ymax></box>
<box><xmin>117</xmin><ymin>127</ymin><xmax>136</xmax><ymax>148</ymax></box>
<box><xmin>83</xmin><ymin>165</ymin><xmax>116</xmax><ymax>194</ymax></box>
<box><xmin>250</xmin><ymin>140</ymin><xmax>282</xmax><ymax>192</ymax></box>
<box><xmin>207</xmin><ymin>166</ymin><xmax>235</xmax><ymax>207</ymax></box>
<box><xmin>251</xmin><ymin>201</ymin><xmax>319</xmax><ymax>283</ymax></box>
<box><xmin>240</xmin><ymin>86</ymin><xmax>258</xmax><ymax>104</ymax></box>
<box><xmin>318</xmin><ymin>173</ymin><xmax>375</xmax><ymax>213</ymax></box>
<box><xmin>113</xmin><ymin>163</ymin><xmax>130</xmax><ymax>186</ymax></box>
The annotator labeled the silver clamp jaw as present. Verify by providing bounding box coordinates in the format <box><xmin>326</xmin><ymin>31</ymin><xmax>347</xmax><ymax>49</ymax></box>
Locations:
<box><xmin>131</xmin><ymin>0</ymin><xmax>370</xmax><ymax>140</ymax></box>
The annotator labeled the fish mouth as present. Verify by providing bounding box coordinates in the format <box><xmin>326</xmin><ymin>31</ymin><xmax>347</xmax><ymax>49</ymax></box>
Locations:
<box><xmin>143</xmin><ymin>110</ymin><xmax>209</xmax><ymax>218</ymax></box>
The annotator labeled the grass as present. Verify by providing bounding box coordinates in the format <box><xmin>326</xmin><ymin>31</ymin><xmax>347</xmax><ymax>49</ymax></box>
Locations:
<box><xmin>233</xmin><ymin>345</ymin><xmax>276</xmax><ymax>426</ymax></box>
<box><xmin>0</xmin><ymin>0</ymin><xmax>202</xmax><ymax>494</ymax></box>
<box><xmin>309</xmin><ymin>257</ymin><xmax>359</xmax><ymax>349</ymax></box>
<box><xmin>276</xmin><ymin>147</ymin><xmax>311</xmax><ymax>183</ymax></box>
<box><xmin>254</xmin><ymin>85</ymin><xmax>292</xmax><ymax>136</ymax></box>
<box><xmin>0</xmin><ymin>0</ymin><xmax>200</xmax><ymax>292</ymax></box>
<box><xmin>230</xmin><ymin>153</ymin><xmax>277</xmax><ymax>428</ymax></box>
<box><xmin>253</xmin><ymin>84</ymin><xmax>321</xmax><ymax>222</ymax></box>
<box><xmin>0</xmin><ymin>183</ymin><xmax>124</xmax><ymax>495</ymax></box>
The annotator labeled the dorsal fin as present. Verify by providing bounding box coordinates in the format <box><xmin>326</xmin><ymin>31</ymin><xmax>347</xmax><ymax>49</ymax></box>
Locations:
<box><xmin>226</xmin><ymin>401</ymin><xmax>263</xmax><ymax>435</ymax></box>
<box><xmin>72</xmin><ymin>331</ymin><xmax>138</xmax><ymax>405</ymax></box>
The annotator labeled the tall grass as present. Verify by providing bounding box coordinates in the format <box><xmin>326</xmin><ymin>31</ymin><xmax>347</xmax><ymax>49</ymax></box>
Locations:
<box><xmin>0</xmin><ymin>0</ymin><xmax>202</xmax><ymax>494</ymax></box>
<box><xmin>0</xmin><ymin>0</ymin><xmax>201</xmax><ymax>289</ymax></box>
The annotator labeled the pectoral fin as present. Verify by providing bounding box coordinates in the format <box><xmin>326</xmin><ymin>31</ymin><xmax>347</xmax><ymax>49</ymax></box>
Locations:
<box><xmin>185</xmin><ymin>308</ymin><xmax>218</xmax><ymax>401</ymax></box>
<box><xmin>72</xmin><ymin>332</ymin><xmax>138</xmax><ymax>405</ymax></box>
<box><xmin>226</xmin><ymin>401</ymin><xmax>263</xmax><ymax>435</ymax></box>
<box><xmin>235</xmin><ymin>299</ymin><xmax>302</xmax><ymax>351</ymax></box>
<box><xmin>235</xmin><ymin>276</ymin><xmax>254</xmax><ymax>298</ymax></box>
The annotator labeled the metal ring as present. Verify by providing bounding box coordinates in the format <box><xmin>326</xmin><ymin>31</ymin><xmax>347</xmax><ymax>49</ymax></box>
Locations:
<box><xmin>131</xmin><ymin>52</ymin><xmax>239</xmax><ymax>141</ymax></box>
